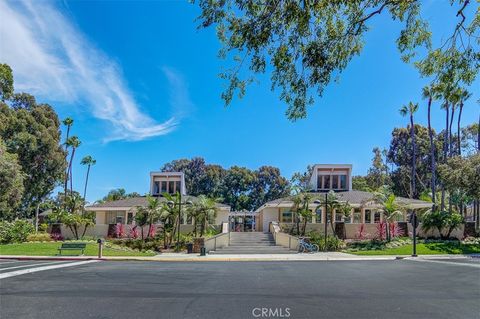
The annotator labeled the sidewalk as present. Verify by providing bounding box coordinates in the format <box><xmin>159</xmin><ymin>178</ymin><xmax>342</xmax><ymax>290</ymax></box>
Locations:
<box><xmin>0</xmin><ymin>252</ymin><xmax>476</xmax><ymax>262</ymax></box>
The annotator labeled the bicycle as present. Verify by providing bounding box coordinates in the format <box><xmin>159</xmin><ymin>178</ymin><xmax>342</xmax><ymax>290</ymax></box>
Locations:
<box><xmin>298</xmin><ymin>238</ymin><xmax>319</xmax><ymax>253</ymax></box>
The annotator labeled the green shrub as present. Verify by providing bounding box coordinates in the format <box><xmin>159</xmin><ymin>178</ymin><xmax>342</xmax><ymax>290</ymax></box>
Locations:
<box><xmin>307</xmin><ymin>231</ymin><xmax>345</xmax><ymax>251</ymax></box>
<box><xmin>0</xmin><ymin>220</ymin><xmax>35</xmax><ymax>244</ymax></box>
<box><xmin>38</xmin><ymin>223</ymin><xmax>48</xmax><ymax>232</ymax></box>
<box><xmin>26</xmin><ymin>233</ymin><xmax>53</xmax><ymax>242</ymax></box>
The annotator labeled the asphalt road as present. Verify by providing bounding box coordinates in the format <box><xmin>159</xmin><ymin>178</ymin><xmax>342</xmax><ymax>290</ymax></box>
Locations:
<box><xmin>0</xmin><ymin>259</ymin><xmax>479</xmax><ymax>319</ymax></box>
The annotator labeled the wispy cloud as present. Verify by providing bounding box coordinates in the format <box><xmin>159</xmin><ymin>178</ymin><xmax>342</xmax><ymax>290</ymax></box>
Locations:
<box><xmin>0</xmin><ymin>0</ymin><xmax>190</xmax><ymax>142</ymax></box>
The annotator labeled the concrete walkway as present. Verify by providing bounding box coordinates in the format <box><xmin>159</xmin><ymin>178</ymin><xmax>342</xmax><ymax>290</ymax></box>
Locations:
<box><xmin>1</xmin><ymin>252</ymin><xmax>477</xmax><ymax>262</ymax></box>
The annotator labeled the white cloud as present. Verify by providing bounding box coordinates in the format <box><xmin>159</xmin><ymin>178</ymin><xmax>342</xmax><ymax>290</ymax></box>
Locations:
<box><xmin>0</xmin><ymin>0</ymin><xmax>190</xmax><ymax>141</ymax></box>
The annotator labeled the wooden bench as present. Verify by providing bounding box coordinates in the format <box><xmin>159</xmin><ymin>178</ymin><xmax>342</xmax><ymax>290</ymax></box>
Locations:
<box><xmin>57</xmin><ymin>243</ymin><xmax>87</xmax><ymax>256</ymax></box>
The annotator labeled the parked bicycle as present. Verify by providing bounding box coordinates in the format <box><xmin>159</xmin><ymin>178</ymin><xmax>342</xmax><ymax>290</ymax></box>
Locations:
<box><xmin>298</xmin><ymin>238</ymin><xmax>319</xmax><ymax>253</ymax></box>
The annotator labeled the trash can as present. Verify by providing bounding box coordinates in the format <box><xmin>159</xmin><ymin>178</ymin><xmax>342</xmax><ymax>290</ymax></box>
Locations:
<box><xmin>186</xmin><ymin>243</ymin><xmax>193</xmax><ymax>254</ymax></box>
<box><xmin>200</xmin><ymin>247</ymin><xmax>206</xmax><ymax>256</ymax></box>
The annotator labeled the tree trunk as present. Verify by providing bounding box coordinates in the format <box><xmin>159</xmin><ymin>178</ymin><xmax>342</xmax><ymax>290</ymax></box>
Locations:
<box><xmin>427</xmin><ymin>98</ymin><xmax>436</xmax><ymax>206</ymax></box>
<box><xmin>457</xmin><ymin>103</ymin><xmax>463</xmax><ymax>156</ymax></box>
<box><xmin>81</xmin><ymin>224</ymin><xmax>89</xmax><ymax>239</ymax></box>
<box><xmin>410</xmin><ymin>114</ymin><xmax>416</xmax><ymax>198</ymax></box>
<box><xmin>68</xmin><ymin>148</ymin><xmax>76</xmax><ymax>197</ymax></box>
<box><xmin>440</xmin><ymin>105</ymin><xmax>449</xmax><ymax>211</ymax></box>
<box><xmin>35</xmin><ymin>203</ymin><xmax>40</xmax><ymax>233</ymax></box>
<box><xmin>449</xmin><ymin>105</ymin><xmax>455</xmax><ymax>156</ymax></box>
<box><xmin>83</xmin><ymin>164</ymin><xmax>90</xmax><ymax>201</ymax></box>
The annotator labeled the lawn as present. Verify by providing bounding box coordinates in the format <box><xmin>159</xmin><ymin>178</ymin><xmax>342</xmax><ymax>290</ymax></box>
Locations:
<box><xmin>0</xmin><ymin>242</ymin><xmax>156</xmax><ymax>257</ymax></box>
<box><xmin>349</xmin><ymin>242</ymin><xmax>480</xmax><ymax>255</ymax></box>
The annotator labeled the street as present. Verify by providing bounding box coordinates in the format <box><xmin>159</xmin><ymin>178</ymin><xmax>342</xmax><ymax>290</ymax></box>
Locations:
<box><xmin>1</xmin><ymin>258</ymin><xmax>479</xmax><ymax>319</ymax></box>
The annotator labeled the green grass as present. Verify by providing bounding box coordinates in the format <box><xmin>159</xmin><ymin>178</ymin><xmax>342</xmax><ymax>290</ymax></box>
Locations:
<box><xmin>349</xmin><ymin>242</ymin><xmax>480</xmax><ymax>255</ymax></box>
<box><xmin>0</xmin><ymin>242</ymin><xmax>156</xmax><ymax>257</ymax></box>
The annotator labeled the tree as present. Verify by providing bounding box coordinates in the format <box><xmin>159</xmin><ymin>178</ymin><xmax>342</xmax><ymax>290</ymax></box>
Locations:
<box><xmin>352</xmin><ymin>176</ymin><xmax>373</xmax><ymax>192</ymax></box>
<box><xmin>421</xmin><ymin>209</ymin><xmax>463</xmax><ymax>240</ymax></box>
<box><xmin>457</xmin><ymin>90</ymin><xmax>472</xmax><ymax>156</ymax></box>
<box><xmin>365</xmin><ymin>147</ymin><xmax>390</xmax><ymax>190</ymax></box>
<box><xmin>195</xmin><ymin>0</ymin><xmax>433</xmax><ymax>119</ymax></box>
<box><xmin>0</xmin><ymin>138</ymin><xmax>24</xmax><ymax>220</ymax></box>
<box><xmin>65</xmin><ymin>136</ymin><xmax>81</xmax><ymax>197</ymax></box>
<box><xmin>80</xmin><ymin>155</ymin><xmax>96</xmax><ymax>202</ymax></box>
<box><xmin>290</xmin><ymin>165</ymin><xmax>314</xmax><ymax>193</ymax></box>
<box><xmin>62</xmin><ymin>117</ymin><xmax>74</xmax><ymax>197</ymax></box>
<box><xmin>0</xmin><ymin>91</ymin><xmax>66</xmax><ymax>217</ymax></box>
<box><xmin>98</xmin><ymin>188</ymin><xmax>141</xmax><ymax>203</ymax></box>
<box><xmin>387</xmin><ymin>125</ymin><xmax>442</xmax><ymax>199</ymax></box>
<box><xmin>0</xmin><ymin>64</ymin><xmax>13</xmax><ymax>101</ymax></box>
<box><xmin>189</xmin><ymin>195</ymin><xmax>218</xmax><ymax>237</ymax></box>
<box><xmin>400</xmin><ymin>102</ymin><xmax>419</xmax><ymax>199</ymax></box>
<box><xmin>195</xmin><ymin>1</ymin><xmax>478</xmax><ymax>120</ymax></box>
<box><xmin>221</xmin><ymin>166</ymin><xmax>255</xmax><ymax>211</ymax></box>
<box><xmin>251</xmin><ymin>166</ymin><xmax>290</xmax><ymax>210</ymax></box>
<box><xmin>161</xmin><ymin>157</ymin><xmax>207</xmax><ymax>196</ymax></box>
<box><xmin>422</xmin><ymin>85</ymin><xmax>441</xmax><ymax>206</ymax></box>
<box><xmin>373</xmin><ymin>188</ymin><xmax>404</xmax><ymax>242</ymax></box>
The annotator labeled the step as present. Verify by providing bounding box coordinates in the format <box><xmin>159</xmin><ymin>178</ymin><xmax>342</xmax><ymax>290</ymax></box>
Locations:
<box><xmin>209</xmin><ymin>249</ymin><xmax>296</xmax><ymax>255</ymax></box>
<box><xmin>228</xmin><ymin>243</ymin><xmax>276</xmax><ymax>247</ymax></box>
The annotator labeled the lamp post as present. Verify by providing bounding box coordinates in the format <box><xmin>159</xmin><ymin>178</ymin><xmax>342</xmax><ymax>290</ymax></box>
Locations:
<box><xmin>167</xmin><ymin>192</ymin><xmax>193</xmax><ymax>252</ymax></box>
<box><xmin>314</xmin><ymin>193</ymin><xmax>328</xmax><ymax>252</ymax></box>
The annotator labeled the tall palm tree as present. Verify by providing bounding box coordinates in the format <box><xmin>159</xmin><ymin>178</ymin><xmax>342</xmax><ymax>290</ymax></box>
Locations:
<box><xmin>457</xmin><ymin>90</ymin><xmax>471</xmax><ymax>156</ymax></box>
<box><xmin>80</xmin><ymin>155</ymin><xmax>96</xmax><ymax>201</ymax></box>
<box><xmin>62</xmin><ymin>117</ymin><xmax>74</xmax><ymax>197</ymax></box>
<box><xmin>400</xmin><ymin>102</ymin><xmax>419</xmax><ymax>199</ymax></box>
<box><xmin>66</xmin><ymin>136</ymin><xmax>81</xmax><ymax>198</ymax></box>
<box><xmin>422</xmin><ymin>86</ymin><xmax>438</xmax><ymax>206</ymax></box>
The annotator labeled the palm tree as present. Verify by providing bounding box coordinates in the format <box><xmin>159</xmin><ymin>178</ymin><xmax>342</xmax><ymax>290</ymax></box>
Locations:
<box><xmin>373</xmin><ymin>189</ymin><xmax>404</xmax><ymax>242</ymax></box>
<box><xmin>65</xmin><ymin>136</ymin><xmax>81</xmax><ymax>198</ymax></box>
<box><xmin>290</xmin><ymin>193</ymin><xmax>313</xmax><ymax>236</ymax></box>
<box><xmin>457</xmin><ymin>89</ymin><xmax>471</xmax><ymax>156</ymax></box>
<box><xmin>399</xmin><ymin>102</ymin><xmax>419</xmax><ymax>199</ymax></box>
<box><xmin>62</xmin><ymin>117</ymin><xmax>74</xmax><ymax>197</ymax></box>
<box><xmin>134</xmin><ymin>206</ymin><xmax>149</xmax><ymax>240</ymax></box>
<box><xmin>145</xmin><ymin>195</ymin><xmax>161</xmax><ymax>238</ymax></box>
<box><xmin>422</xmin><ymin>86</ymin><xmax>438</xmax><ymax>206</ymax></box>
<box><xmin>193</xmin><ymin>195</ymin><xmax>218</xmax><ymax>237</ymax></box>
<box><xmin>80</xmin><ymin>155</ymin><xmax>96</xmax><ymax>202</ymax></box>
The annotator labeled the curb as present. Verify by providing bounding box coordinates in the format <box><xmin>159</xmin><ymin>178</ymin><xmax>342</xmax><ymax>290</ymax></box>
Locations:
<box><xmin>0</xmin><ymin>256</ymin><xmax>105</xmax><ymax>261</ymax></box>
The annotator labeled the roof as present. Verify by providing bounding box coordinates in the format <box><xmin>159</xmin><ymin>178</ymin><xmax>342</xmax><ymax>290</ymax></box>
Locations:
<box><xmin>86</xmin><ymin>196</ymin><xmax>230</xmax><ymax>210</ymax></box>
<box><xmin>255</xmin><ymin>190</ymin><xmax>432</xmax><ymax>212</ymax></box>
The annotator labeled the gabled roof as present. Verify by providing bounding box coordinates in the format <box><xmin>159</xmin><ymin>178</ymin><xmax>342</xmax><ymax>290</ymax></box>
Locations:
<box><xmin>86</xmin><ymin>196</ymin><xmax>230</xmax><ymax>210</ymax></box>
<box><xmin>255</xmin><ymin>190</ymin><xmax>432</xmax><ymax>212</ymax></box>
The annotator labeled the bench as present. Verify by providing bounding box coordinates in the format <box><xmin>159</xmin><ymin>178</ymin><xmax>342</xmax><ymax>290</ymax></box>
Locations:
<box><xmin>57</xmin><ymin>243</ymin><xmax>87</xmax><ymax>256</ymax></box>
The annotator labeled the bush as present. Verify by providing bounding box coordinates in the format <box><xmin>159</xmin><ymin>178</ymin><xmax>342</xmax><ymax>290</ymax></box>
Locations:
<box><xmin>307</xmin><ymin>231</ymin><xmax>345</xmax><ymax>251</ymax></box>
<box><xmin>0</xmin><ymin>220</ymin><xmax>35</xmax><ymax>244</ymax></box>
<box><xmin>27</xmin><ymin>232</ymin><xmax>53</xmax><ymax>242</ymax></box>
<box><xmin>38</xmin><ymin>223</ymin><xmax>48</xmax><ymax>232</ymax></box>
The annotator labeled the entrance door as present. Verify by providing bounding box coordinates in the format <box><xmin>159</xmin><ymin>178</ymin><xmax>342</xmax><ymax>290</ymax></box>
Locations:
<box><xmin>230</xmin><ymin>215</ymin><xmax>256</xmax><ymax>232</ymax></box>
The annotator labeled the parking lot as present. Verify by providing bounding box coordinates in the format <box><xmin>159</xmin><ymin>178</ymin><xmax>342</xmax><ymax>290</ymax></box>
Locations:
<box><xmin>1</xmin><ymin>258</ymin><xmax>479</xmax><ymax>319</ymax></box>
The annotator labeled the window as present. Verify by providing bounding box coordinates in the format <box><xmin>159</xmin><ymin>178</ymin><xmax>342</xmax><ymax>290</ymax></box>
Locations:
<box><xmin>153</xmin><ymin>182</ymin><xmax>160</xmax><ymax>194</ymax></box>
<box><xmin>317</xmin><ymin>175</ymin><xmax>322</xmax><ymax>189</ymax></box>
<box><xmin>281</xmin><ymin>211</ymin><xmax>293</xmax><ymax>223</ymax></box>
<box><xmin>161</xmin><ymin>181</ymin><xmax>167</xmax><ymax>193</ymax></box>
<box><xmin>364</xmin><ymin>210</ymin><xmax>371</xmax><ymax>223</ymax></box>
<box><xmin>353</xmin><ymin>209</ymin><xmax>361</xmax><ymax>223</ymax></box>
<box><xmin>175</xmin><ymin>181</ymin><xmax>181</xmax><ymax>194</ymax></box>
<box><xmin>323</xmin><ymin>175</ymin><xmax>330</xmax><ymax>189</ymax></box>
<box><xmin>168</xmin><ymin>181</ymin><xmax>175</xmax><ymax>193</ymax></box>
<box><xmin>127</xmin><ymin>212</ymin><xmax>133</xmax><ymax>224</ymax></box>
<box><xmin>335</xmin><ymin>212</ymin><xmax>343</xmax><ymax>222</ymax></box>
<box><xmin>344</xmin><ymin>213</ymin><xmax>352</xmax><ymax>223</ymax></box>
<box><xmin>374</xmin><ymin>212</ymin><xmax>381</xmax><ymax>223</ymax></box>
<box><xmin>332</xmin><ymin>175</ymin><xmax>339</xmax><ymax>189</ymax></box>
<box><xmin>315</xmin><ymin>208</ymin><xmax>322</xmax><ymax>223</ymax></box>
<box><xmin>340</xmin><ymin>175</ymin><xmax>347</xmax><ymax>189</ymax></box>
<box><xmin>107</xmin><ymin>211</ymin><xmax>125</xmax><ymax>224</ymax></box>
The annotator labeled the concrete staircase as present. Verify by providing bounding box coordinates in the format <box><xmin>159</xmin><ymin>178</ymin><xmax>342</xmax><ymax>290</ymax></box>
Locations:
<box><xmin>209</xmin><ymin>232</ymin><xmax>296</xmax><ymax>255</ymax></box>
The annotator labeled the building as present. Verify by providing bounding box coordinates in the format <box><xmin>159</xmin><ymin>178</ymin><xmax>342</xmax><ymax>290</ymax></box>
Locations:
<box><xmin>80</xmin><ymin>172</ymin><xmax>231</xmax><ymax>239</ymax></box>
<box><xmin>255</xmin><ymin>164</ymin><xmax>433</xmax><ymax>237</ymax></box>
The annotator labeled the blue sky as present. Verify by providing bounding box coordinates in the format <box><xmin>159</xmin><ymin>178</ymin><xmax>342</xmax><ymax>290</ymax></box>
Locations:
<box><xmin>1</xmin><ymin>0</ymin><xmax>478</xmax><ymax>202</ymax></box>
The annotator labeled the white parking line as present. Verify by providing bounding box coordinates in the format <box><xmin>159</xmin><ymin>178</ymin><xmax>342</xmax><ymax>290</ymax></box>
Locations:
<box><xmin>411</xmin><ymin>259</ymin><xmax>480</xmax><ymax>269</ymax></box>
<box><xmin>0</xmin><ymin>261</ymin><xmax>67</xmax><ymax>272</ymax></box>
<box><xmin>0</xmin><ymin>260</ymin><xmax>99</xmax><ymax>279</ymax></box>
